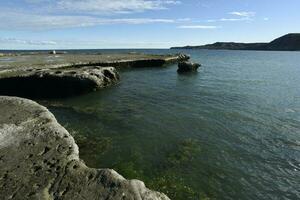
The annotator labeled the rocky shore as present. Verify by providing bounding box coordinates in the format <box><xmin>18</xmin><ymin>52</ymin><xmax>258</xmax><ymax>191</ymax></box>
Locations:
<box><xmin>0</xmin><ymin>53</ymin><xmax>189</xmax><ymax>98</ymax></box>
<box><xmin>0</xmin><ymin>53</ymin><xmax>189</xmax><ymax>70</ymax></box>
<box><xmin>0</xmin><ymin>96</ymin><xmax>170</xmax><ymax>200</ymax></box>
<box><xmin>0</xmin><ymin>66</ymin><xmax>119</xmax><ymax>98</ymax></box>
<box><xmin>0</xmin><ymin>52</ymin><xmax>192</xmax><ymax>199</ymax></box>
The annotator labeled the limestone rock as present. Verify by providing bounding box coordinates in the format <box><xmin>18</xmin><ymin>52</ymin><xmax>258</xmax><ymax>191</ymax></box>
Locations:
<box><xmin>0</xmin><ymin>96</ymin><xmax>170</xmax><ymax>200</ymax></box>
<box><xmin>0</xmin><ymin>66</ymin><xmax>120</xmax><ymax>98</ymax></box>
<box><xmin>0</xmin><ymin>53</ymin><xmax>191</xmax><ymax>70</ymax></box>
<box><xmin>177</xmin><ymin>61</ymin><xmax>201</xmax><ymax>73</ymax></box>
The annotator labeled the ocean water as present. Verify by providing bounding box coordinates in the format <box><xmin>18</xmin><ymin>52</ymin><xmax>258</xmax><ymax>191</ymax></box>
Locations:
<box><xmin>44</xmin><ymin>49</ymin><xmax>300</xmax><ymax>200</ymax></box>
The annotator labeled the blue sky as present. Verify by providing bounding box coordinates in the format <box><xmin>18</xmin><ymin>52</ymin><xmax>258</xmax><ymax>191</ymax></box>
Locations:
<box><xmin>0</xmin><ymin>0</ymin><xmax>299</xmax><ymax>49</ymax></box>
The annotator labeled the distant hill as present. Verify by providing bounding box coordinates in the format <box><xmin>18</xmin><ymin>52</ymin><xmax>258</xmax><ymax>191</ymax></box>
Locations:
<box><xmin>171</xmin><ymin>33</ymin><xmax>300</xmax><ymax>51</ymax></box>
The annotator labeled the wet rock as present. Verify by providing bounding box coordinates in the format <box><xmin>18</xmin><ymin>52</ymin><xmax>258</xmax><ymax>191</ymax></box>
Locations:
<box><xmin>0</xmin><ymin>66</ymin><xmax>120</xmax><ymax>98</ymax></box>
<box><xmin>177</xmin><ymin>61</ymin><xmax>201</xmax><ymax>73</ymax></box>
<box><xmin>0</xmin><ymin>96</ymin><xmax>170</xmax><ymax>200</ymax></box>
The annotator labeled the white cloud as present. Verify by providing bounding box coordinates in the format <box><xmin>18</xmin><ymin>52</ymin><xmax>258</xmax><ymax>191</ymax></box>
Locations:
<box><xmin>0</xmin><ymin>37</ymin><xmax>178</xmax><ymax>49</ymax></box>
<box><xmin>177</xmin><ymin>25</ymin><xmax>219</xmax><ymax>29</ymax></box>
<box><xmin>206</xmin><ymin>17</ymin><xmax>252</xmax><ymax>23</ymax></box>
<box><xmin>24</xmin><ymin>0</ymin><xmax>181</xmax><ymax>14</ymax></box>
<box><xmin>229</xmin><ymin>11</ymin><xmax>256</xmax><ymax>17</ymax></box>
<box><xmin>0</xmin><ymin>0</ymin><xmax>182</xmax><ymax>30</ymax></box>
<box><xmin>0</xmin><ymin>38</ymin><xmax>57</xmax><ymax>45</ymax></box>
<box><xmin>0</xmin><ymin>11</ymin><xmax>177</xmax><ymax>30</ymax></box>
<box><xmin>206</xmin><ymin>11</ymin><xmax>255</xmax><ymax>23</ymax></box>
<box><xmin>263</xmin><ymin>17</ymin><xmax>269</xmax><ymax>21</ymax></box>
<box><xmin>220</xmin><ymin>18</ymin><xmax>252</xmax><ymax>22</ymax></box>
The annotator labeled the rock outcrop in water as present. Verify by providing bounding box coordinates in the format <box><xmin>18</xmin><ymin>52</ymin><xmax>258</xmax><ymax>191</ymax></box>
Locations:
<box><xmin>0</xmin><ymin>66</ymin><xmax>119</xmax><ymax>98</ymax></box>
<box><xmin>177</xmin><ymin>61</ymin><xmax>201</xmax><ymax>73</ymax></box>
<box><xmin>0</xmin><ymin>96</ymin><xmax>170</xmax><ymax>200</ymax></box>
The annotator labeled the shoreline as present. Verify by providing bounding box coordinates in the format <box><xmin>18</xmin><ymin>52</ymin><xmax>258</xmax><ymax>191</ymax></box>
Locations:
<box><xmin>0</xmin><ymin>52</ymin><xmax>189</xmax><ymax>199</ymax></box>
<box><xmin>0</xmin><ymin>53</ymin><xmax>189</xmax><ymax>98</ymax></box>
<box><xmin>0</xmin><ymin>96</ymin><xmax>170</xmax><ymax>200</ymax></box>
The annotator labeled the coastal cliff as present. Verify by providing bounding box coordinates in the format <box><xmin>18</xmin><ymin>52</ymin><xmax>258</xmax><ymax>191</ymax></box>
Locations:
<box><xmin>0</xmin><ymin>96</ymin><xmax>170</xmax><ymax>200</ymax></box>
<box><xmin>171</xmin><ymin>33</ymin><xmax>300</xmax><ymax>51</ymax></box>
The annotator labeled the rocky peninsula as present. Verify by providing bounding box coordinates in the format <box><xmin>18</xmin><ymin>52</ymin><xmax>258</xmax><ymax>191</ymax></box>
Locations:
<box><xmin>0</xmin><ymin>52</ymin><xmax>190</xmax><ymax>199</ymax></box>
<box><xmin>0</xmin><ymin>53</ymin><xmax>189</xmax><ymax>98</ymax></box>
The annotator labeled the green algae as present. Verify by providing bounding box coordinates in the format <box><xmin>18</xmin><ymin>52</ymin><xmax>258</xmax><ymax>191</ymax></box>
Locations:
<box><xmin>111</xmin><ymin>138</ymin><xmax>212</xmax><ymax>200</ymax></box>
<box><xmin>166</xmin><ymin>138</ymin><xmax>202</xmax><ymax>167</ymax></box>
<box><xmin>69</xmin><ymin>130</ymin><xmax>112</xmax><ymax>167</ymax></box>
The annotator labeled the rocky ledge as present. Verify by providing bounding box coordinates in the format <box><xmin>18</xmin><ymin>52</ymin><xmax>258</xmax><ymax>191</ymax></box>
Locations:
<box><xmin>0</xmin><ymin>53</ymin><xmax>190</xmax><ymax>98</ymax></box>
<box><xmin>0</xmin><ymin>96</ymin><xmax>170</xmax><ymax>200</ymax></box>
<box><xmin>0</xmin><ymin>66</ymin><xmax>119</xmax><ymax>98</ymax></box>
<box><xmin>0</xmin><ymin>53</ymin><xmax>190</xmax><ymax>70</ymax></box>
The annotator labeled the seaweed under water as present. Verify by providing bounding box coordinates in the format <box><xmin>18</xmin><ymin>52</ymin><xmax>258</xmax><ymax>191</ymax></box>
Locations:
<box><xmin>48</xmin><ymin>49</ymin><xmax>300</xmax><ymax>200</ymax></box>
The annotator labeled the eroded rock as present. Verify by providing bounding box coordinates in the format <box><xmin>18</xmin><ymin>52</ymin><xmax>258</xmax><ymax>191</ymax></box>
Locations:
<box><xmin>0</xmin><ymin>66</ymin><xmax>119</xmax><ymax>98</ymax></box>
<box><xmin>177</xmin><ymin>61</ymin><xmax>201</xmax><ymax>73</ymax></box>
<box><xmin>0</xmin><ymin>96</ymin><xmax>170</xmax><ymax>200</ymax></box>
<box><xmin>0</xmin><ymin>53</ymin><xmax>190</xmax><ymax>70</ymax></box>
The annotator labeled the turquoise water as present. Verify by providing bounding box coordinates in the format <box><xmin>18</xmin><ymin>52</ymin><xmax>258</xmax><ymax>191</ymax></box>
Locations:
<box><xmin>46</xmin><ymin>50</ymin><xmax>300</xmax><ymax>199</ymax></box>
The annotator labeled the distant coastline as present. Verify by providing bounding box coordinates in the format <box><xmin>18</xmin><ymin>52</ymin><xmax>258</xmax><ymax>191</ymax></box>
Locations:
<box><xmin>171</xmin><ymin>33</ymin><xmax>300</xmax><ymax>51</ymax></box>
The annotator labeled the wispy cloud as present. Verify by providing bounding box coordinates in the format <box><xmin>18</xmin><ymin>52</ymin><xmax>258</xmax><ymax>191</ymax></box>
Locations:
<box><xmin>0</xmin><ymin>38</ymin><xmax>57</xmax><ymax>45</ymax></box>
<box><xmin>24</xmin><ymin>0</ymin><xmax>181</xmax><ymax>14</ymax></box>
<box><xmin>207</xmin><ymin>18</ymin><xmax>252</xmax><ymax>22</ymax></box>
<box><xmin>177</xmin><ymin>25</ymin><xmax>219</xmax><ymax>29</ymax></box>
<box><xmin>0</xmin><ymin>11</ymin><xmax>178</xmax><ymax>30</ymax></box>
<box><xmin>207</xmin><ymin>11</ymin><xmax>256</xmax><ymax>23</ymax></box>
<box><xmin>0</xmin><ymin>37</ymin><xmax>177</xmax><ymax>49</ymax></box>
<box><xmin>220</xmin><ymin>18</ymin><xmax>252</xmax><ymax>22</ymax></box>
<box><xmin>229</xmin><ymin>11</ymin><xmax>256</xmax><ymax>17</ymax></box>
<box><xmin>0</xmin><ymin>0</ymin><xmax>182</xmax><ymax>30</ymax></box>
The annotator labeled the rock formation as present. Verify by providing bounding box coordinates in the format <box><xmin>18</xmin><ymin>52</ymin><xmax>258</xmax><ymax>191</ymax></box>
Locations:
<box><xmin>0</xmin><ymin>53</ymin><xmax>190</xmax><ymax>98</ymax></box>
<box><xmin>177</xmin><ymin>61</ymin><xmax>201</xmax><ymax>73</ymax></box>
<box><xmin>0</xmin><ymin>53</ymin><xmax>190</xmax><ymax>70</ymax></box>
<box><xmin>0</xmin><ymin>96</ymin><xmax>170</xmax><ymax>200</ymax></box>
<box><xmin>0</xmin><ymin>53</ymin><xmax>193</xmax><ymax>199</ymax></box>
<box><xmin>0</xmin><ymin>66</ymin><xmax>119</xmax><ymax>98</ymax></box>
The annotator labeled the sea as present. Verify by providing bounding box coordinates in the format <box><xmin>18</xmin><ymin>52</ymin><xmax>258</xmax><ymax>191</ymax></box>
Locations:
<box><xmin>4</xmin><ymin>49</ymin><xmax>300</xmax><ymax>200</ymax></box>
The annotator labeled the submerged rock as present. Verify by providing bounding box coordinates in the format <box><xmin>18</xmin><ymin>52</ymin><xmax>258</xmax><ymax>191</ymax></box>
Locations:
<box><xmin>0</xmin><ymin>96</ymin><xmax>170</xmax><ymax>200</ymax></box>
<box><xmin>0</xmin><ymin>66</ymin><xmax>119</xmax><ymax>98</ymax></box>
<box><xmin>177</xmin><ymin>61</ymin><xmax>201</xmax><ymax>73</ymax></box>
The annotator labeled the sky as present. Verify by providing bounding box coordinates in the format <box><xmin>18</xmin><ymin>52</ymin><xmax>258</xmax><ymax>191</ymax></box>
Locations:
<box><xmin>0</xmin><ymin>0</ymin><xmax>299</xmax><ymax>49</ymax></box>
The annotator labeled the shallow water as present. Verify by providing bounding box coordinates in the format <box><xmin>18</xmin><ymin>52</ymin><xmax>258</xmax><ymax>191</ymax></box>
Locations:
<box><xmin>45</xmin><ymin>49</ymin><xmax>300</xmax><ymax>199</ymax></box>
